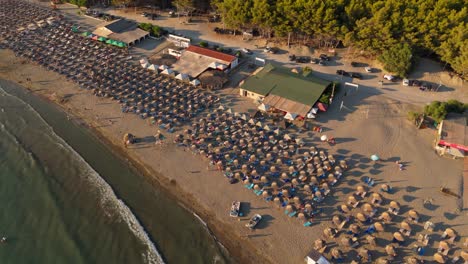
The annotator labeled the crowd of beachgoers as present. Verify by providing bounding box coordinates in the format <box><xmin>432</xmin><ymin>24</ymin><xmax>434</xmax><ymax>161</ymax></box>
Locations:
<box><xmin>0</xmin><ymin>1</ymin><xmax>466</xmax><ymax>263</ymax></box>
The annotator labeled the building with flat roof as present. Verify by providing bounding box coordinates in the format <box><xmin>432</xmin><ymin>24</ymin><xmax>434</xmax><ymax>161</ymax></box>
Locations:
<box><xmin>436</xmin><ymin>113</ymin><xmax>467</xmax><ymax>157</ymax></box>
<box><xmin>171</xmin><ymin>45</ymin><xmax>239</xmax><ymax>78</ymax></box>
<box><xmin>239</xmin><ymin>63</ymin><xmax>332</xmax><ymax>118</ymax></box>
<box><xmin>93</xmin><ymin>19</ymin><xmax>149</xmax><ymax>46</ymax></box>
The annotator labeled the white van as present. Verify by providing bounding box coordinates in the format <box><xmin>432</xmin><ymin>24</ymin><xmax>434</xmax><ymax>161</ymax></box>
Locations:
<box><xmin>402</xmin><ymin>79</ymin><xmax>410</xmax><ymax>86</ymax></box>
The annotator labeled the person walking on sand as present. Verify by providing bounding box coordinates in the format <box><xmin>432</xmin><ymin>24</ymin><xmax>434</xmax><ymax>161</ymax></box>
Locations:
<box><xmin>396</xmin><ymin>161</ymin><xmax>404</xmax><ymax>171</ymax></box>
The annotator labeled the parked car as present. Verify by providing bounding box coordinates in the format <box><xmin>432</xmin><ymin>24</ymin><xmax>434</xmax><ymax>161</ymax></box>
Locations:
<box><xmin>319</xmin><ymin>54</ymin><xmax>330</xmax><ymax>61</ymax></box>
<box><xmin>365</xmin><ymin>66</ymin><xmax>373</xmax><ymax>73</ymax></box>
<box><xmin>351</xmin><ymin>72</ymin><xmax>363</xmax><ymax>79</ymax></box>
<box><xmin>311</xmin><ymin>58</ymin><xmax>320</xmax><ymax>64</ymax></box>
<box><xmin>402</xmin><ymin>78</ymin><xmax>410</xmax><ymax>86</ymax></box>
<box><xmin>241</xmin><ymin>48</ymin><xmax>252</xmax><ymax>55</ymax></box>
<box><xmin>263</xmin><ymin>46</ymin><xmax>279</xmax><ymax>54</ymax></box>
<box><xmin>318</xmin><ymin>60</ymin><xmax>326</xmax><ymax>66</ymax></box>
<box><xmin>336</xmin><ymin>69</ymin><xmax>348</xmax><ymax>76</ymax></box>
<box><xmin>288</xmin><ymin>54</ymin><xmax>296</xmax><ymax>61</ymax></box>
<box><xmin>383</xmin><ymin>74</ymin><xmax>395</xmax><ymax>81</ymax></box>
<box><xmin>351</xmin><ymin>61</ymin><xmax>359</xmax><ymax>67</ymax></box>
<box><xmin>296</xmin><ymin>56</ymin><xmax>311</xmax><ymax>63</ymax></box>
<box><xmin>412</xmin><ymin>80</ymin><xmax>421</xmax><ymax>87</ymax></box>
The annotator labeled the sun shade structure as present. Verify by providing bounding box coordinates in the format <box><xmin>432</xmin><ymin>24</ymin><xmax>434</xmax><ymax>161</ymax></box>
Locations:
<box><xmin>240</xmin><ymin>63</ymin><xmax>331</xmax><ymax>118</ymax></box>
<box><xmin>93</xmin><ymin>19</ymin><xmax>149</xmax><ymax>46</ymax></box>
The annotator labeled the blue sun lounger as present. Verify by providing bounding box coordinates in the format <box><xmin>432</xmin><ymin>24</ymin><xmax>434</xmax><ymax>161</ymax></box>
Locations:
<box><xmin>303</xmin><ymin>221</ymin><xmax>312</xmax><ymax>227</ymax></box>
<box><xmin>288</xmin><ymin>211</ymin><xmax>297</xmax><ymax>217</ymax></box>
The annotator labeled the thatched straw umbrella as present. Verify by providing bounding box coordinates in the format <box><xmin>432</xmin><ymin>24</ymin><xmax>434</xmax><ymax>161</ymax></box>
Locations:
<box><xmin>358</xmin><ymin>248</ymin><xmax>370</xmax><ymax>261</ymax></box>
<box><xmin>340</xmin><ymin>237</ymin><xmax>351</xmax><ymax>247</ymax></box>
<box><xmin>253</xmin><ymin>184</ymin><xmax>261</xmax><ymax>191</ymax></box>
<box><xmin>276</xmin><ymin>158</ymin><xmax>283</xmax><ymax>165</ymax></box>
<box><xmin>313</xmin><ymin>156</ymin><xmax>321</xmax><ymax>165</ymax></box>
<box><xmin>314</xmin><ymin>239</ymin><xmax>325</xmax><ymax>249</ymax></box>
<box><xmin>406</xmin><ymin>257</ymin><xmax>419</xmax><ymax>264</ymax></box>
<box><xmin>323</xmin><ymin>227</ymin><xmax>334</xmax><ymax>238</ymax></box>
<box><xmin>362</xmin><ymin>203</ymin><xmax>374</xmax><ymax>214</ymax></box>
<box><xmin>356</xmin><ymin>212</ymin><xmax>367</xmax><ymax>222</ymax></box>
<box><xmin>374</xmin><ymin>222</ymin><xmax>385</xmax><ymax>232</ymax></box>
<box><xmin>408</xmin><ymin>209</ymin><xmax>419</xmax><ymax>223</ymax></box>
<box><xmin>393</xmin><ymin>232</ymin><xmax>405</xmax><ymax>243</ymax></box>
<box><xmin>340</xmin><ymin>204</ymin><xmax>351</xmax><ymax>214</ymax></box>
<box><xmin>317</xmin><ymin>168</ymin><xmax>325</xmax><ymax>177</ymax></box>
<box><xmin>293</xmin><ymin>196</ymin><xmax>301</xmax><ymax>206</ymax></box>
<box><xmin>332</xmin><ymin>215</ymin><xmax>341</xmax><ymax>226</ymax></box>
<box><xmin>291</xmin><ymin>178</ymin><xmax>300</xmax><ymax>187</ymax></box>
<box><xmin>380</xmin><ymin>212</ymin><xmax>392</xmax><ymax>223</ymax></box>
<box><xmin>283</xmin><ymin>189</ymin><xmax>289</xmax><ymax>198</ymax></box>
<box><xmin>438</xmin><ymin>241</ymin><xmax>450</xmax><ymax>255</ymax></box>
<box><xmin>297</xmin><ymin>212</ymin><xmax>305</xmax><ymax>222</ymax></box>
<box><xmin>443</xmin><ymin>228</ymin><xmax>456</xmax><ymax>241</ymax></box>
<box><xmin>243</xmin><ymin>179</ymin><xmax>251</xmax><ymax>185</ymax></box>
<box><xmin>305</xmin><ymin>203</ymin><xmax>313</xmax><ymax>212</ymax></box>
<box><xmin>401</xmin><ymin>221</ymin><xmax>411</xmax><ymax>232</ymax></box>
<box><xmin>461</xmin><ymin>251</ymin><xmax>468</xmax><ymax>262</ymax></box>
<box><xmin>273</xmin><ymin>197</ymin><xmax>281</xmax><ymax>207</ymax></box>
<box><xmin>381</xmin><ymin>184</ymin><xmax>391</xmax><ymax>192</ymax></box>
<box><xmin>271</xmin><ymin>181</ymin><xmax>278</xmax><ymax>191</ymax></box>
<box><xmin>310</xmin><ymin>176</ymin><xmax>319</xmax><ymax>185</ymax></box>
<box><xmin>331</xmin><ymin>248</ymin><xmax>342</xmax><ymax>259</ymax></box>
<box><xmin>385</xmin><ymin>244</ymin><xmax>396</xmax><ymax>257</ymax></box>
<box><xmin>234</xmin><ymin>172</ymin><xmax>241</xmax><ymax>180</ymax></box>
<box><xmin>433</xmin><ymin>253</ymin><xmax>446</xmax><ymax>263</ymax></box>
<box><xmin>376</xmin><ymin>259</ymin><xmax>389</xmax><ymax>264</ymax></box>
<box><xmin>347</xmin><ymin>195</ymin><xmax>358</xmax><ymax>206</ymax></box>
<box><xmin>349</xmin><ymin>224</ymin><xmax>360</xmax><ymax>235</ymax></box>
<box><xmin>356</xmin><ymin>185</ymin><xmax>366</xmax><ymax>195</ymax></box>
<box><xmin>339</xmin><ymin>160</ymin><xmax>347</xmax><ymax>169</ymax></box>
<box><xmin>261</xmin><ymin>176</ymin><xmax>268</xmax><ymax>184</ymax></box>
<box><xmin>262</xmin><ymin>190</ymin><xmax>270</xmax><ymax>198</ymax></box>
<box><xmin>303</xmin><ymin>184</ymin><xmax>311</xmax><ymax>193</ymax></box>
<box><xmin>285</xmin><ymin>204</ymin><xmax>293</xmax><ymax>213</ymax></box>
<box><xmin>367</xmin><ymin>235</ymin><xmax>377</xmax><ymax>246</ymax></box>
<box><xmin>371</xmin><ymin>193</ymin><xmax>382</xmax><ymax>205</ymax></box>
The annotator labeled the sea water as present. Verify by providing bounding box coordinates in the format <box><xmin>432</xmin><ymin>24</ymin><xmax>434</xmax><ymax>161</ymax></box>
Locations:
<box><xmin>0</xmin><ymin>80</ymin><xmax>229</xmax><ymax>264</ymax></box>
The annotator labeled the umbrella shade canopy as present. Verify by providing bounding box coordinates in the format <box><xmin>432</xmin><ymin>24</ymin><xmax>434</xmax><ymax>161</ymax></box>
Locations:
<box><xmin>374</xmin><ymin>222</ymin><xmax>384</xmax><ymax>232</ymax></box>
<box><xmin>371</xmin><ymin>154</ymin><xmax>380</xmax><ymax>161</ymax></box>
<box><xmin>147</xmin><ymin>64</ymin><xmax>158</xmax><ymax>71</ymax></box>
<box><xmin>161</xmin><ymin>68</ymin><xmax>174</xmax><ymax>75</ymax></box>
<box><xmin>438</xmin><ymin>241</ymin><xmax>450</xmax><ymax>251</ymax></box>
<box><xmin>320</xmin><ymin>135</ymin><xmax>328</xmax><ymax>141</ymax></box>
<box><xmin>393</xmin><ymin>232</ymin><xmax>405</xmax><ymax>242</ymax></box>
<box><xmin>258</xmin><ymin>103</ymin><xmax>270</xmax><ymax>112</ymax></box>
<box><xmin>159</xmin><ymin>64</ymin><xmax>169</xmax><ymax>70</ymax></box>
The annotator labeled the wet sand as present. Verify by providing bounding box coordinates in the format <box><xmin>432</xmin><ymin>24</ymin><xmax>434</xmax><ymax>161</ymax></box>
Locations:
<box><xmin>1</xmin><ymin>48</ymin><xmax>466</xmax><ymax>263</ymax></box>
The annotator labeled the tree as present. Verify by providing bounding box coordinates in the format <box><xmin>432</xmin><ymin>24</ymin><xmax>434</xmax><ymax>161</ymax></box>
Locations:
<box><xmin>173</xmin><ymin>0</ymin><xmax>195</xmax><ymax>19</ymax></box>
<box><xmin>378</xmin><ymin>43</ymin><xmax>413</xmax><ymax>76</ymax></box>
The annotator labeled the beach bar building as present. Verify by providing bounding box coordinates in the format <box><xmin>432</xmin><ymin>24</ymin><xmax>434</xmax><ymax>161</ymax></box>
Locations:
<box><xmin>93</xmin><ymin>19</ymin><xmax>149</xmax><ymax>46</ymax></box>
<box><xmin>435</xmin><ymin>113</ymin><xmax>467</xmax><ymax>158</ymax></box>
<box><xmin>239</xmin><ymin>63</ymin><xmax>331</xmax><ymax>120</ymax></box>
<box><xmin>172</xmin><ymin>45</ymin><xmax>239</xmax><ymax>79</ymax></box>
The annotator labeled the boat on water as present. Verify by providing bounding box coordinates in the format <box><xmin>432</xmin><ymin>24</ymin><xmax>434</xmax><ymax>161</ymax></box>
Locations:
<box><xmin>246</xmin><ymin>214</ymin><xmax>262</xmax><ymax>229</ymax></box>
<box><xmin>1</xmin><ymin>237</ymin><xmax>7</xmax><ymax>243</ymax></box>
<box><xmin>230</xmin><ymin>201</ymin><xmax>241</xmax><ymax>217</ymax></box>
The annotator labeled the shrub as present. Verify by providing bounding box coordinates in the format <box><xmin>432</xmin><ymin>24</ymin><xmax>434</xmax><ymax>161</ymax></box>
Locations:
<box><xmin>378</xmin><ymin>43</ymin><xmax>413</xmax><ymax>77</ymax></box>
<box><xmin>407</xmin><ymin>111</ymin><xmax>420</xmax><ymax>122</ymax></box>
<box><xmin>199</xmin><ymin>41</ymin><xmax>208</xmax><ymax>48</ymax></box>
<box><xmin>423</xmin><ymin>100</ymin><xmax>466</xmax><ymax>122</ymax></box>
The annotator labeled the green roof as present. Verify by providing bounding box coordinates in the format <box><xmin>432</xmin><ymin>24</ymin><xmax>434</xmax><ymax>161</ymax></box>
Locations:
<box><xmin>241</xmin><ymin>63</ymin><xmax>331</xmax><ymax>106</ymax></box>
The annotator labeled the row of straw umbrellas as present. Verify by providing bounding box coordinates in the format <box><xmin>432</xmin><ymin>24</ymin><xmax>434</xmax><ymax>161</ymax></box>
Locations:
<box><xmin>318</xmin><ymin>182</ymin><xmax>466</xmax><ymax>263</ymax></box>
<box><xmin>1</xmin><ymin>0</ymin><xmax>218</xmax><ymax>131</ymax></box>
<box><xmin>174</xmin><ymin>107</ymin><xmax>349</xmax><ymax>225</ymax></box>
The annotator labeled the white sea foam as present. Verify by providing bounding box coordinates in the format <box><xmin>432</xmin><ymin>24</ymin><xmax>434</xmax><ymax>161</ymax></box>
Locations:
<box><xmin>0</xmin><ymin>85</ymin><xmax>165</xmax><ymax>264</ymax></box>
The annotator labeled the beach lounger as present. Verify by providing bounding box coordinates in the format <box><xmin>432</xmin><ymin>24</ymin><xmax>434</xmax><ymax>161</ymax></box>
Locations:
<box><xmin>288</xmin><ymin>211</ymin><xmax>297</xmax><ymax>217</ymax></box>
<box><xmin>303</xmin><ymin>221</ymin><xmax>312</xmax><ymax>227</ymax></box>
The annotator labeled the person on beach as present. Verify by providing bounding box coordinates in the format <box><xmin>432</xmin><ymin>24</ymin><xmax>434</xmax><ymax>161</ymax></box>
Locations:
<box><xmin>396</xmin><ymin>161</ymin><xmax>404</xmax><ymax>171</ymax></box>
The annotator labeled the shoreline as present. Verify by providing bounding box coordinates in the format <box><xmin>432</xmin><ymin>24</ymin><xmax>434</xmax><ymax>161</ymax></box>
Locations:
<box><xmin>0</xmin><ymin>49</ymin><xmax>268</xmax><ymax>263</ymax></box>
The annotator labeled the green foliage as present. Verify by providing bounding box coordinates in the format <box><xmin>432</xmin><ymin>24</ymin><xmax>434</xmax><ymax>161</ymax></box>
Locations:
<box><xmin>302</xmin><ymin>66</ymin><xmax>312</xmax><ymax>75</ymax></box>
<box><xmin>378</xmin><ymin>43</ymin><xmax>413</xmax><ymax>77</ymax></box>
<box><xmin>407</xmin><ymin>111</ymin><xmax>420</xmax><ymax>122</ymax></box>
<box><xmin>138</xmin><ymin>23</ymin><xmax>165</xmax><ymax>37</ymax></box>
<box><xmin>199</xmin><ymin>41</ymin><xmax>208</xmax><ymax>47</ymax></box>
<box><xmin>213</xmin><ymin>0</ymin><xmax>467</xmax><ymax>77</ymax></box>
<box><xmin>424</xmin><ymin>100</ymin><xmax>467</xmax><ymax>122</ymax></box>
<box><xmin>318</xmin><ymin>82</ymin><xmax>339</xmax><ymax>105</ymax></box>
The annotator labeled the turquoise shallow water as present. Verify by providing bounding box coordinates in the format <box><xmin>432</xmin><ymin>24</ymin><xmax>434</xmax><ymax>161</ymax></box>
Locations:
<box><xmin>0</xmin><ymin>80</ymin><xmax>230</xmax><ymax>264</ymax></box>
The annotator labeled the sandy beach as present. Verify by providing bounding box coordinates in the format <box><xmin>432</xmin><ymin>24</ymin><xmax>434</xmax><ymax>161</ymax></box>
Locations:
<box><xmin>1</xmin><ymin>41</ymin><xmax>467</xmax><ymax>263</ymax></box>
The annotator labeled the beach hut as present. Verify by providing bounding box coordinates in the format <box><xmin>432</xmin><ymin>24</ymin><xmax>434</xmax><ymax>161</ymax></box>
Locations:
<box><xmin>162</xmin><ymin>68</ymin><xmax>175</xmax><ymax>76</ymax></box>
<box><xmin>190</xmin><ymin>79</ymin><xmax>201</xmax><ymax>86</ymax></box>
<box><xmin>176</xmin><ymin>73</ymin><xmax>190</xmax><ymax>82</ymax></box>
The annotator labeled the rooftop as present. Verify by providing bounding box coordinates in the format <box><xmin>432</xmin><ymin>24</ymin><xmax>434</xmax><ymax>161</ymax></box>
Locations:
<box><xmin>92</xmin><ymin>19</ymin><xmax>149</xmax><ymax>44</ymax></box>
<box><xmin>241</xmin><ymin>63</ymin><xmax>331</xmax><ymax>115</ymax></box>
<box><xmin>186</xmin><ymin>45</ymin><xmax>237</xmax><ymax>64</ymax></box>
<box><xmin>440</xmin><ymin>113</ymin><xmax>468</xmax><ymax>150</ymax></box>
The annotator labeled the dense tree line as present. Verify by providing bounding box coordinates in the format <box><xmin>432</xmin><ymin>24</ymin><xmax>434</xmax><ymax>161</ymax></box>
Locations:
<box><xmin>212</xmin><ymin>0</ymin><xmax>467</xmax><ymax>77</ymax></box>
